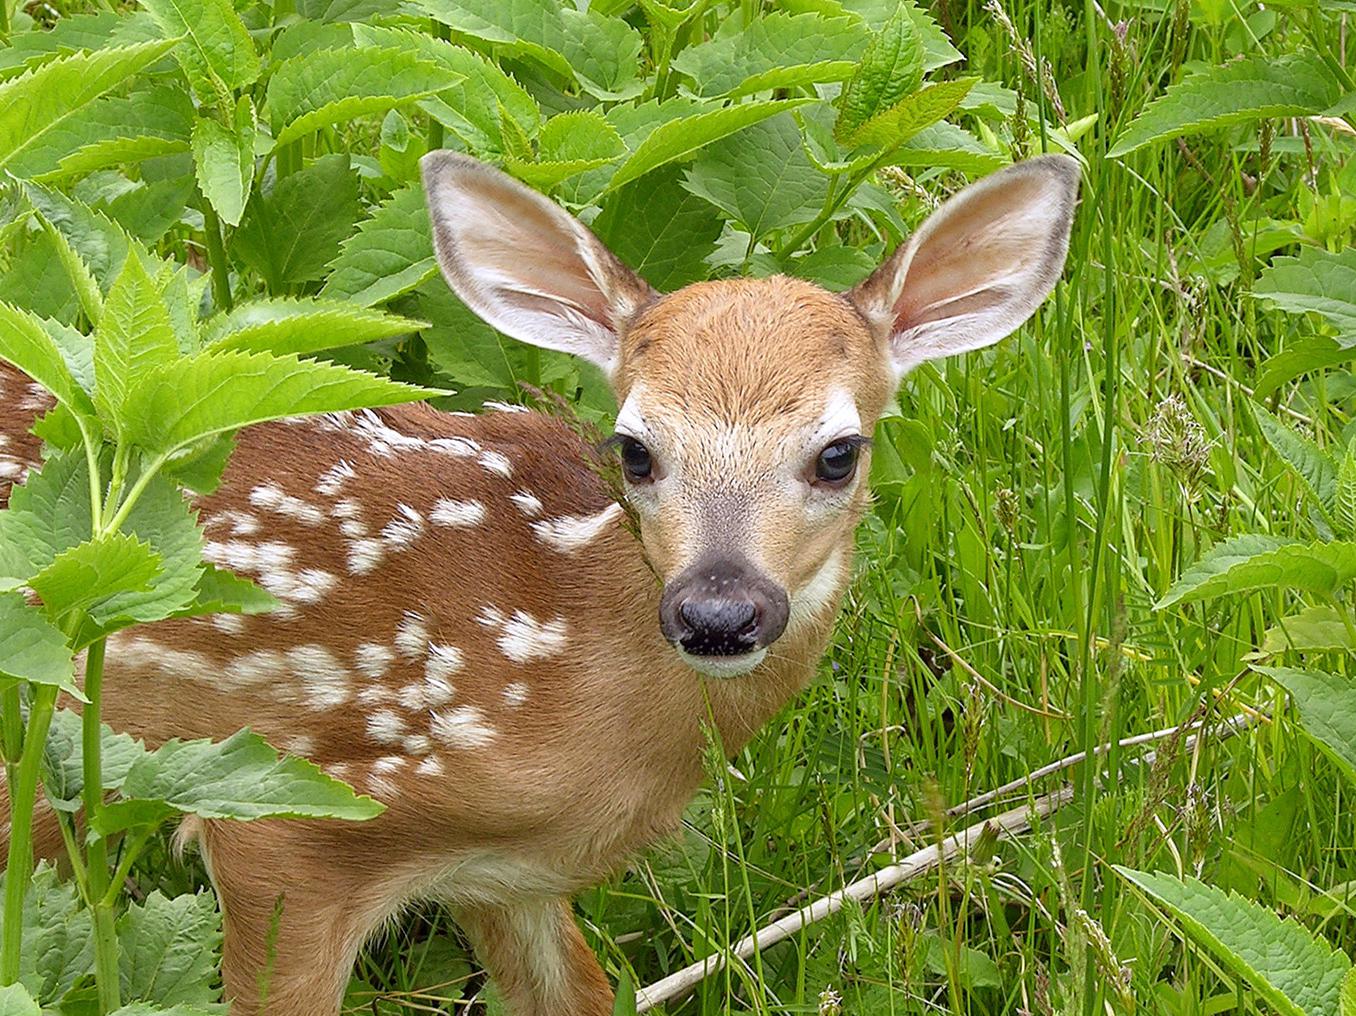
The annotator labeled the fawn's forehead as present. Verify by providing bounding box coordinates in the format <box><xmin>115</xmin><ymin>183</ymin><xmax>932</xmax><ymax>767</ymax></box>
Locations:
<box><xmin>616</xmin><ymin>276</ymin><xmax>890</xmax><ymax>428</ymax></box>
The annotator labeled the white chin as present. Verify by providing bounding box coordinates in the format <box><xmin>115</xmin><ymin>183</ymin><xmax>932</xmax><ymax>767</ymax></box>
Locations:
<box><xmin>677</xmin><ymin>647</ymin><xmax>767</xmax><ymax>679</ymax></box>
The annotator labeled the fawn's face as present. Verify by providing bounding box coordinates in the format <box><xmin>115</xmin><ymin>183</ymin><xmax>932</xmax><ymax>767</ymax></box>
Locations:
<box><xmin>424</xmin><ymin>152</ymin><xmax>1079</xmax><ymax>677</ymax></box>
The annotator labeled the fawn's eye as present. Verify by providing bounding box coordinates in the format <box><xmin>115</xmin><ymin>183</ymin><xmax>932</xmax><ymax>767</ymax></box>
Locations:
<box><xmin>814</xmin><ymin>438</ymin><xmax>863</xmax><ymax>486</ymax></box>
<box><xmin>618</xmin><ymin>436</ymin><xmax>653</xmax><ymax>482</ymax></box>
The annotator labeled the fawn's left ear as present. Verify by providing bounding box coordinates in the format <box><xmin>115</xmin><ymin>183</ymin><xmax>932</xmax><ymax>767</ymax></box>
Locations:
<box><xmin>848</xmin><ymin>155</ymin><xmax>1080</xmax><ymax>378</ymax></box>
<box><xmin>421</xmin><ymin>151</ymin><xmax>656</xmax><ymax>378</ymax></box>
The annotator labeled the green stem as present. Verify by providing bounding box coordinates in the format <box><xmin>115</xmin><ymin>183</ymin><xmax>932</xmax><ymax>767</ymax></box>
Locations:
<box><xmin>0</xmin><ymin>687</ymin><xmax>21</xmax><ymax>765</ymax></box>
<box><xmin>202</xmin><ymin>205</ymin><xmax>234</xmax><ymax>313</ymax></box>
<box><xmin>779</xmin><ymin>155</ymin><xmax>879</xmax><ymax>258</ymax></box>
<box><xmin>90</xmin><ymin>904</ymin><xmax>120</xmax><ymax>1014</ymax></box>
<box><xmin>103</xmin><ymin>454</ymin><xmax>170</xmax><ymax>535</ymax></box>
<box><xmin>0</xmin><ymin>684</ymin><xmax>59</xmax><ymax>985</ymax></box>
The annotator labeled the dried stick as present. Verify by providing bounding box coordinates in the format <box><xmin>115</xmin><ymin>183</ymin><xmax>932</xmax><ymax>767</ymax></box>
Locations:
<box><xmin>634</xmin><ymin>788</ymin><xmax>1072</xmax><ymax>1013</ymax></box>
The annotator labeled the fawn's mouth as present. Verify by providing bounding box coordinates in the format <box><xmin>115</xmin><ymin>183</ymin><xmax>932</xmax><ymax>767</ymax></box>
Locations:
<box><xmin>676</xmin><ymin>646</ymin><xmax>768</xmax><ymax>679</ymax></box>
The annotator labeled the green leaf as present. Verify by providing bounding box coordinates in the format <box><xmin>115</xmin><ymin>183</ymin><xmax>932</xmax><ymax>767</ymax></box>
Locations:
<box><xmin>504</xmin><ymin>110</ymin><xmax>625</xmax><ymax>189</ymax></box>
<box><xmin>884</xmin><ymin>119</ymin><xmax>1007</xmax><ymax>174</ymax></box>
<box><xmin>560</xmin><ymin>8</ymin><xmax>644</xmax><ymax>100</ymax></box>
<box><xmin>320</xmin><ymin>183</ymin><xmax>436</xmax><ymax>307</ymax></box>
<box><xmin>407</xmin><ymin>0</ymin><xmax>572</xmax><ymax>79</ymax></box>
<box><xmin>834</xmin><ymin>3</ymin><xmax>923</xmax><ymax>143</ymax></box>
<box><xmin>1</xmin><ymin>450</ymin><xmax>94</xmax><ymax>569</ymax></box>
<box><xmin>1117</xmin><ymin>867</ymin><xmax>1351</xmax><ymax>1016</ymax></box>
<box><xmin>43</xmin><ymin>708</ymin><xmax>148</xmax><ymax>813</ymax></box>
<box><xmin>1108</xmin><ymin>52</ymin><xmax>1342</xmax><ymax>157</ymax></box>
<box><xmin>100</xmin><ymin>729</ymin><xmax>384</xmax><ymax>831</ymax></box>
<box><xmin>608</xmin><ymin>98</ymin><xmax>814</xmax><ymax>191</ymax></box>
<box><xmin>28</xmin><ymin>534</ymin><xmax>162</xmax><ymax>623</ymax></box>
<box><xmin>594</xmin><ymin>166</ymin><xmax>724</xmax><ymax>290</ymax></box>
<box><xmin>1261</xmin><ymin>667</ymin><xmax>1356</xmax><ymax>786</ymax></box>
<box><xmin>1255</xmin><ymin>247</ymin><xmax>1356</xmax><ymax>341</ymax></box>
<box><xmin>231</xmin><ymin>154</ymin><xmax>362</xmax><ymax>290</ymax></box>
<box><xmin>0</xmin><ymin>868</ymin><xmax>92</xmax><ymax>1004</ymax></box>
<box><xmin>172</xmin><ymin>564</ymin><xmax>278</xmax><ymax>618</ymax></box>
<box><xmin>683</xmin><ymin>112</ymin><xmax>830</xmax><ymax>241</ymax></box>
<box><xmin>0</xmin><ymin>40</ymin><xmax>179</xmax><ymax>173</ymax></box>
<box><xmin>118</xmin><ymin>892</ymin><xmax>221</xmax><ymax>1006</ymax></box>
<box><xmin>38</xmin><ymin>216</ymin><xmax>103</xmax><ymax>327</ymax></box>
<box><xmin>1338</xmin><ymin>444</ymin><xmax>1356</xmax><ymax>538</ymax></box>
<box><xmin>1342</xmin><ymin>967</ymin><xmax>1356</xmax><ymax>1016</ymax></box>
<box><xmin>94</xmin><ymin>251</ymin><xmax>179</xmax><ymax>428</ymax></box>
<box><xmin>0</xmin><ymin>986</ymin><xmax>38</xmax><ymax>1016</ymax></box>
<box><xmin>1259</xmin><ymin>607</ymin><xmax>1356</xmax><ymax>656</ymax></box>
<box><xmin>0</xmin><ymin>302</ymin><xmax>97</xmax><ymax>417</ymax></box>
<box><xmin>0</xmin><ymin>591</ymin><xmax>79</xmax><ymax>696</ymax></box>
<box><xmin>204</xmin><ymin>298</ymin><xmax>425</xmax><ymax>357</ymax></box>
<box><xmin>1254</xmin><ymin>405</ymin><xmax>1339</xmax><ymax>514</ymax></box>
<box><xmin>845</xmin><ymin>76</ymin><xmax>977</xmax><ymax>148</ymax></box>
<box><xmin>121</xmin><ymin>348</ymin><xmax>436</xmax><ymax>457</ymax></box>
<box><xmin>0</xmin><ymin>10</ymin><xmax>162</xmax><ymax>77</ymax></box>
<box><xmin>671</xmin><ymin>11</ymin><xmax>868</xmax><ymax>97</ymax></box>
<box><xmin>1255</xmin><ymin>337</ymin><xmax>1356</xmax><ymax>399</ymax></box>
<box><xmin>20</xmin><ymin>87</ymin><xmax>193</xmax><ymax>182</ymax></box>
<box><xmin>191</xmin><ymin>99</ymin><xmax>256</xmax><ymax>229</ymax></box>
<box><xmin>266</xmin><ymin>46</ymin><xmax>462</xmax><ymax>148</ymax></box>
<box><xmin>140</xmin><ymin>0</ymin><xmax>259</xmax><ymax>105</ymax></box>
<box><xmin>18</xmin><ymin>180</ymin><xmax>140</xmax><ymax>294</ymax></box>
<box><xmin>1157</xmin><ymin>535</ymin><xmax>1356</xmax><ymax>608</ymax></box>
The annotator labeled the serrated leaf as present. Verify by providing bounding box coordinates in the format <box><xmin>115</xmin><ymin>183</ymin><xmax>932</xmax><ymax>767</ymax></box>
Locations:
<box><xmin>846</xmin><ymin>76</ymin><xmax>977</xmax><ymax>148</ymax></box>
<box><xmin>191</xmin><ymin>100</ymin><xmax>255</xmax><ymax>228</ymax></box>
<box><xmin>1342</xmin><ymin>967</ymin><xmax>1356</xmax><ymax>1016</ymax></box>
<box><xmin>0</xmin><ymin>591</ymin><xmax>79</xmax><ymax>696</ymax></box>
<box><xmin>1254</xmin><ymin>404</ymin><xmax>1339</xmax><ymax>514</ymax></box>
<box><xmin>0</xmin><ymin>869</ymin><xmax>92</xmax><ymax>1005</ymax></box>
<box><xmin>1261</xmin><ymin>667</ymin><xmax>1356</xmax><ymax>786</ymax></box>
<box><xmin>608</xmin><ymin>98</ymin><xmax>815</xmax><ymax>191</ymax></box>
<box><xmin>834</xmin><ymin>3</ymin><xmax>923</xmax><ymax>143</ymax></box>
<box><xmin>94</xmin><ymin>252</ymin><xmax>179</xmax><ymax>428</ymax></box>
<box><xmin>21</xmin><ymin>87</ymin><xmax>193</xmax><ymax>182</ymax></box>
<box><xmin>671</xmin><ymin>11</ymin><xmax>868</xmax><ymax>98</ymax></box>
<box><xmin>1255</xmin><ymin>247</ymin><xmax>1356</xmax><ymax>341</ymax></box>
<box><xmin>1109</xmin><ymin>52</ymin><xmax>1342</xmax><ymax>157</ymax></box>
<box><xmin>560</xmin><ymin>7</ymin><xmax>643</xmax><ymax>100</ymax></box>
<box><xmin>504</xmin><ymin>110</ymin><xmax>625</xmax><ymax>188</ymax></box>
<box><xmin>38</xmin><ymin>216</ymin><xmax>103</xmax><ymax>327</ymax></box>
<box><xmin>43</xmin><ymin>708</ymin><xmax>148</xmax><ymax>812</ymax></box>
<box><xmin>140</xmin><ymin>0</ymin><xmax>259</xmax><ymax>105</ymax></box>
<box><xmin>320</xmin><ymin>183</ymin><xmax>436</xmax><ymax>307</ymax></box>
<box><xmin>0</xmin><ymin>11</ymin><xmax>163</xmax><ymax>77</ymax></box>
<box><xmin>100</xmin><ymin>729</ymin><xmax>384</xmax><ymax>831</ymax></box>
<box><xmin>0</xmin><ymin>40</ymin><xmax>179</xmax><ymax>173</ymax></box>
<box><xmin>1</xmin><ymin>450</ymin><xmax>95</xmax><ymax>569</ymax></box>
<box><xmin>407</xmin><ymin>0</ymin><xmax>572</xmax><ymax>80</ymax></box>
<box><xmin>172</xmin><ymin>564</ymin><xmax>278</xmax><ymax>618</ymax></box>
<box><xmin>266</xmin><ymin>46</ymin><xmax>462</xmax><ymax>148</ymax></box>
<box><xmin>0</xmin><ymin>986</ymin><xmax>38</xmax><ymax>1016</ymax></box>
<box><xmin>884</xmin><ymin>119</ymin><xmax>1007</xmax><ymax>173</ymax></box>
<box><xmin>1255</xmin><ymin>338</ymin><xmax>1356</xmax><ymax>399</ymax></box>
<box><xmin>231</xmin><ymin>154</ymin><xmax>361</xmax><ymax>291</ymax></box>
<box><xmin>19</xmin><ymin>180</ymin><xmax>141</xmax><ymax>294</ymax></box>
<box><xmin>1117</xmin><ymin>867</ymin><xmax>1350</xmax><ymax>1016</ymax></box>
<box><xmin>1157</xmin><ymin>535</ymin><xmax>1356</xmax><ymax>608</ymax></box>
<box><xmin>0</xmin><ymin>303</ymin><xmax>97</xmax><ymax>417</ymax></box>
<box><xmin>594</xmin><ymin>166</ymin><xmax>723</xmax><ymax>290</ymax></box>
<box><xmin>683</xmin><ymin>112</ymin><xmax>830</xmax><ymax>241</ymax></box>
<box><xmin>118</xmin><ymin>892</ymin><xmax>221</xmax><ymax>1006</ymax></box>
<box><xmin>1259</xmin><ymin>607</ymin><xmax>1356</xmax><ymax>655</ymax></box>
<box><xmin>121</xmin><ymin>348</ymin><xmax>435</xmax><ymax>457</ymax></box>
<box><xmin>204</xmin><ymin>298</ymin><xmax>425</xmax><ymax>357</ymax></box>
<box><xmin>1337</xmin><ymin>445</ymin><xmax>1356</xmax><ymax>538</ymax></box>
<box><xmin>28</xmin><ymin>533</ymin><xmax>162</xmax><ymax>623</ymax></box>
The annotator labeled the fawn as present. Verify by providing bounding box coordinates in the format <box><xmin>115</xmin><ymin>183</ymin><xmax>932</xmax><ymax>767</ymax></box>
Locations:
<box><xmin>0</xmin><ymin>151</ymin><xmax>1078</xmax><ymax>1014</ymax></box>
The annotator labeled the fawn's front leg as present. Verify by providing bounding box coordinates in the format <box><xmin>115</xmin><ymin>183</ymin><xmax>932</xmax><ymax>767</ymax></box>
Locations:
<box><xmin>453</xmin><ymin>897</ymin><xmax>614</xmax><ymax>1016</ymax></box>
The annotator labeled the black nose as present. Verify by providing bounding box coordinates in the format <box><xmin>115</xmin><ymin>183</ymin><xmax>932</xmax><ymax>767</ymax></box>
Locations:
<box><xmin>677</xmin><ymin>597</ymin><xmax>759</xmax><ymax>656</ymax></box>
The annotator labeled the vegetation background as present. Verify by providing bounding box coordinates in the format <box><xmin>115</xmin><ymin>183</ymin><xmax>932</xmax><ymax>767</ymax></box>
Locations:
<box><xmin>0</xmin><ymin>0</ymin><xmax>1353</xmax><ymax>1012</ymax></box>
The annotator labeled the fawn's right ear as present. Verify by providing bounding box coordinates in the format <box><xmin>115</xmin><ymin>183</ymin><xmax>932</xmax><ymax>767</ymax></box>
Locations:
<box><xmin>421</xmin><ymin>152</ymin><xmax>655</xmax><ymax>378</ymax></box>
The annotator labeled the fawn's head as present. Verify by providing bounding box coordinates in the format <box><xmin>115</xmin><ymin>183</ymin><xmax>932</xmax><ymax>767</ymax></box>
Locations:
<box><xmin>423</xmin><ymin>152</ymin><xmax>1078</xmax><ymax>678</ymax></box>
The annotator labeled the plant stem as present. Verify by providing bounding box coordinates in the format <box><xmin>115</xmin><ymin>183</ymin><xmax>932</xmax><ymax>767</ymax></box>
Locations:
<box><xmin>0</xmin><ymin>684</ymin><xmax>59</xmax><ymax>985</ymax></box>
<box><xmin>103</xmin><ymin>453</ymin><xmax>170</xmax><ymax>534</ymax></box>
<box><xmin>202</xmin><ymin>204</ymin><xmax>234</xmax><ymax>313</ymax></box>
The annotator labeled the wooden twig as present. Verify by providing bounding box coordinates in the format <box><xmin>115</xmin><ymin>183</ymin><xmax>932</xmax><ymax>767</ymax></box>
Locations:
<box><xmin>634</xmin><ymin>789</ymin><xmax>1072</xmax><ymax>1013</ymax></box>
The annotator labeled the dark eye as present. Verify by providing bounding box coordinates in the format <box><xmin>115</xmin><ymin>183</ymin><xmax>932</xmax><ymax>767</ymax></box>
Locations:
<box><xmin>618</xmin><ymin>436</ymin><xmax>653</xmax><ymax>482</ymax></box>
<box><xmin>814</xmin><ymin>439</ymin><xmax>861</xmax><ymax>485</ymax></box>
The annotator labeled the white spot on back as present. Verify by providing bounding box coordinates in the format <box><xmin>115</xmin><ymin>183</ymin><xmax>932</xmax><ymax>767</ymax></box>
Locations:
<box><xmin>210</xmin><ymin>614</ymin><xmax>246</xmax><ymax>635</ymax></box>
<box><xmin>530</xmin><ymin>503</ymin><xmax>622</xmax><ymax>554</ymax></box>
<box><xmin>354</xmin><ymin>642</ymin><xmax>394</xmax><ymax>679</ymax></box>
<box><xmin>426</xmin><ymin>643</ymin><xmax>464</xmax><ymax>681</ymax></box>
<box><xmin>282</xmin><ymin>735</ymin><xmax>315</xmax><ymax>757</ymax></box>
<box><xmin>394</xmin><ymin>613</ymin><xmax>430</xmax><ymax>658</ymax></box>
<box><xmin>509</xmin><ymin>490</ymin><xmax>543</xmax><ymax>518</ymax></box>
<box><xmin>285</xmin><ymin>644</ymin><xmax>351</xmax><ymax>709</ymax></box>
<box><xmin>477</xmin><ymin>450</ymin><xmax>513</xmax><ymax>479</ymax></box>
<box><xmin>415</xmin><ymin>756</ymin><xmax>445</xmax><ymax>777</ymax></box>
<box><xmin>316</xmin><ymin>460</ymin><xmax>357</xmax><ymax>497</ymax></box>
<box><xmin>430</xmin><ymin>706</ymin><xmax>497</xmax><ymax>749</ymax></box>
<box><xmin>366</xmin><ymin>709</ymin><xmax>407</xmax><ymax>745</ymax></box>
<box><xmin>479</xmin><ymin>608</ymin><xmax>569</xmax><ymax>664</ymax></box>
<box><xmin>503</xmin><ymin>682</ymin><xmax>529</xmax><ymax>708</ymax></box>
<box><xmin>482</xmin><ymin>400</ymin><xmax>529</xmax><ymax>414</ymax></box>
<box><xmin>347</xmin><ymin>538</ymin><xmax>384</xmax><ymax>574</ymax></box>
<box><xmin>204</xmin><ymin>510</ymin><xmax>260</xmax><ymax>536</ymax></box>
<box><xmin>430</xmin><ymin>498</ymin><xmax>486</xmax><ymax>528</ymax></box>
<box><xmin>428</xmin><ymin>436</ymin><xmax>479</xmax><ymax>458</ymax></box>
<box><xmin>381</xmin><ymin>503</ymin><xmax>425</xmax><ymax>549</ymax></box>
<box><xmin>249</xmin><ymin>482</ymin><xmax>326</xmax><ymax>526</ymax></box>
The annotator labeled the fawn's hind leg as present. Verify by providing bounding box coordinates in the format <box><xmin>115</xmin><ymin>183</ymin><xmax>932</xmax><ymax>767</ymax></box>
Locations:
<box><xmin>452</xmin><ymin>896</ymin><xmax>614</xmax><ymax>1016</ymax></box>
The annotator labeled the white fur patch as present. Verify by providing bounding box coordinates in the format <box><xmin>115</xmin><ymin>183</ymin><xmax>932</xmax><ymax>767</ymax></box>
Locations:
<box><xmin>530</xmin><ymin>503</ymin><xmax>622</xmax><ymax>554</ymax></box>
<box><xmin>249</xmin><ymin>482</ymin><xmax>326</xmax><ymax>526</ymax></box>
<box><xmin>430</xmin><ymin>498</ymin><xmax>486</xmax><ymax>528</ymax></box>
<box><xmin>509</xmin><ymin>490</ymin><xmax>543</xmax><ymax>517</ymax></box>
<box><xmin>478</xmin><ymin>607</ymin><xmax>568</xmax><ymax>664</ymax></box>
<box><xmin>415</xmin><ymin>756</ymin><xmax>445</xmax><ymax>777</ymax></box>
<box><xmin>430</xmin><ymin>706</ymin><xmax>497</xmax><ymax>749</ymax></box>
<box><xmin>286</xmin><ymin>644</ymin><xmax>351</xmax><ymax>709</ymax></box>
<box><xmin>316</xmin><ymin>460</ymin><xmax>357</xmax><ymax>496</ymax></box>
<box><xmin>394</xmin><ymin>613</ymin><xmax>430</xmax><ymax>658</ymax></box>
<box><xmin>482</xmin><ymin>400</ymin><xmax>529</xmax><ymax>414</ymax></box>
<box><xmin>282</xmin><ymin>735</ymin><xmax>316</xmax><ymax>757</ymax></box>
<box><xmin>503</xmin><ymin>682</ymin><xmax>529</xmax><ymax>708</ymax></box>
<box><xmin>381</xmin><ymin>503</ymin><xmax>425</xmax><ymax>549</ymax></box>
<box><xmin>789</xmin><ymin>549</ymin><xmax>847</xmax><ymax>631</ymax></box>
<box><xmin>425</xmin><ymin>643</ymin><xmax>464</xmax><ymax>681</ymax></box>
<box><xmin>477</xmin><ymin>450</ymin><xmax>513</xmax><ymax>478</ymax></box>
<box><xmin>366</xmin><ymin>709</ymin><xmax>407</xmax><ymax>745</ymax></box>
<box><xmin>347</xmin><ymin>538</ymin><xmax>385</xmax><ymax>575</ymax></box>
<box><xmin>224</xmin><ymin>649</ymin><xmax>288</xmax><ymax>688</ymax></box>
<box><xmin>210</xmin><ymin>614</ymin><xmax>246</xmax><ymax>635</ymax></box>
<box><xmin>403</xmin><ymin>734</ymin><xmax>432</xmax><ymax>756</ymax></box>
<box><xmin>204</xmin><ymin>510</ymin><xmax>260</xmax><ymax>536</ymax></box>
<box><xmin>354</xmin><ymin>642</ymin><xmax>395</xmax><ymax>679</ymax></box>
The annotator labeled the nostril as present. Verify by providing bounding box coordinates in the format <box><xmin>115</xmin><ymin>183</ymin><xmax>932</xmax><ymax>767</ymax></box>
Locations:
<box><xmin>677</xmin><ymin>598</ymin><xmax>760</xmax><ymax>656</ymax></box>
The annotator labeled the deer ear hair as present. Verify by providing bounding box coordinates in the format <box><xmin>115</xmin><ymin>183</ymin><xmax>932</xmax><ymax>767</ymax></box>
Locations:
<box><xmin>421</xmin><ymin>152</ymin><xmax>656</xmax><ymax>378</ymax></box>
<box><xmin>849</xmin><ymin>155</ymin><xmax>1080</xmax><ymax>378</ymax></box>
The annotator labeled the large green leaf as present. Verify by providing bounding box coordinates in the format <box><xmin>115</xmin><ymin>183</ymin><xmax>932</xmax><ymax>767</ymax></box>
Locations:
<box><xmin>99</xmin><ymin>729</ymin><xmax>384</xmax><ymax>831</ymax></box>
<box><xmin>504</xmin><ymin>110</ymin><xmax>625</xmax><ymax>189</ymax></box>
<box><xmin>560</xmin><ymin>7</ymin><xmax>643</xmax><ymax>100</ymax></box>
<box><xmin>1260</xmin><ymin>606</ymin><xmax>1356</xmax><ymax>656</ymax></box>
<box><xmin>0</xmin><ymin>39</ymin><xmax>178</xmax><ymax>173</ymax></box>
<box><xmin>171</xmin><ymin>564</ymin><xmax>278</xmax><ymax>618</ymax></box>
<box><xmin>1255</xmin><ymin>247</ymin><xmax>1356</xmax><ymax>341</ymax></box>
<box><xmin>0</xmin><ymin>11</ymin><xmax>162</xmax><ymax>77</ymax></box>
<box><xmin>1117</xmin><ymin>867</ymin><xmax>1351</xmax><ymax>1016</ymax></box>
<box><xmin>121</xmin><ymin>348</ymin><xmax>435</xmax><ymax>457</ymax></box>
<box><xmin>0</xmin><ymin>868</ymin><xmax>92</xmax><ymax>1005</ymax></box>
<box><xmin>594</xmin><ymin>166</ymin><xmax>724</xmax><ymax>291</ymax></box>
<box><xmin>1254</xmin><ymin>404</ymin><xmax>1339</xmax><ymax>514</ymax></box>
<box><xmin>608</xmin><ymin>98</ymin><xmax>814</xmax><ymax>191</ymax></box>
<box><xmin>884</xmin><ymin>120</ymin><xmax>1006</xmax><ymax>174</ymax></box>
<box><xmin>0</xmin><ymin>986</ymin><xmax>39</xmax><ymax>1016</ymax></box>
<box><xmin>1260</xmin><ymin>667</ymin><xmax>1356</xmax><ymax>785</ymax></box>
<box><xmin>204</xmin><ymin>297</ymin><xmax>425</xmax><ymax>356</ymax></box>
<box><xmin>683</xmin><ymin>112</ymin><xmax>830</xmax><ymax>241</ymax></box>
<box><xmin>42</xmin><ymin>708</ymin><xmax>148</xmax><ymax>813</ymax></box>
<box><xmin>191</xmin><ymin>99</ymin><xmax>256</xmax><ymax>229</ymax></box>
<box><xmin>18</xmin><ymin>180</ymin><xmax>141</xmax><ymax>294</ymax></box>
<box><xmin>834</xmin><ymin>2</ymin><xmax>923</xmax><ymax>142</ymax></box>
<box><xmin>266</xmin><ymin>45</ymin><xmax>462</xmax><ymax>148</ymax></box>
<box><xmin>118</xmin><ymin>892</ymin><xmax>221</xmax><ymax>1007</ymax></box>
<box><xmin>14</xmin><ymin>87</ymin><xmax>193</xmax><ymax>181</ymax></box>
<box><xmin>139</xmin><ymin>0</ymin><xmax>259</xmax><ymax>104</ymax></box>
<box><xmin>1</xmin><ymin>450</ymin><xmax>94</xmax><ymax>569</ymax></box>
<box><xmin>1108</xmin><ymin>52</ymin><xmax>1343</xmax><ymax>157</ymax></box>
<box><xmin>27</xmin><ymin>533</ymin><xmax>162</xmax><ymax>623</ymax></box>
<box><xmin>0</xmin><ymin>591</ymin><xmax>79</xmax><ymax>696</ymax></box>
<box><xmin>845</xmin><ymin>76</ymin><xmax>977</xmax><ymax>148</ymax></box>
<box><xmin>93</xmin><ymin>252</ymin><xmax>179</xmax><ymax>428</ymax></box>
<box><xmin>408</xmin><ymin>0</ymin><xmax>572</xmax><ymax>79</ymax></box>
<box><xmin>671</xmin><ymin>11</ymin><xmax>867</xmax><ymax>97</ymax></box>
<box><xmin>1157</xmin><ymin>535</ymin><xmax>1356</xmax><ymax>608</ymax></box>
<box><xmin>231</xmin><ymin>154</ymin><xmax>362</xmax><ymax>291</ymax></box>
<box><xmin>320</xmin><ymin>183</ymin><xmax>436</xmax><ymax>307</ymax></box>
<box><xmin>0</xmin><ymin>302</ymin><xmax>97</xmax><ymax>417</ymax></box>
